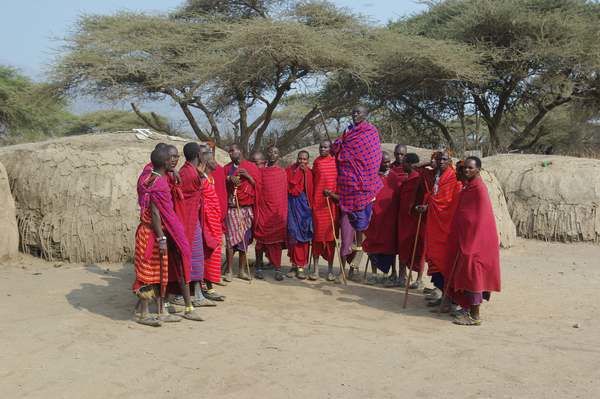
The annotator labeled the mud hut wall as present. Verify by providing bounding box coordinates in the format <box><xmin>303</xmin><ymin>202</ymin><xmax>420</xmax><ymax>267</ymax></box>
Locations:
<box><xmin>484</xmin><ymin>155</ymin><xmax>600</xmax><ymax>243</ymax></box>
<box><xmin>0</xmin><ymin>161</ymin><xmax>19</xmax><ymax>259</ymax></box>
<box><xmin>0</xmin><ymin>133</ymin><xmax>229</xmax><ymax>263</ymax></box>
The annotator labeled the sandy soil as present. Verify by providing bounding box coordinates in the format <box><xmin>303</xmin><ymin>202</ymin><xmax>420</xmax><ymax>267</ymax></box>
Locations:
<box><xmin>1</xmin><ymin>238</ymin><xmax>599</xmax><ymax>399</ymax></box>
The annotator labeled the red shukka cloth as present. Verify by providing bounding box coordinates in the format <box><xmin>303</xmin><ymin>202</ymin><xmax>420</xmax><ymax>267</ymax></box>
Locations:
<box><xmin>312</xmin><ymin>155</ymin><xmax>338</xmax><ymax>243</ymax></box>
<box><xmin>445</xmin><ymin>176</ymin><xmax>501</xmax><ymax>297</ymax></box>
<box><xmin>396</xmin><ymin>170</ymin><xmax>425</xmax><ymax>271</ymax></box>
<box><xmin>363</xmin><ymin>173</ymin><xmax>400</xmax><ymax>255</ymax></box>
<box><xmin>422</xmin><ymin>166</ymin><xmax>462</xmax><ymax>276</ymax></box>
<box><xmin>254</xmin><ymin>165</ymin><xmax>288</xmax><ymax>245</ymax></box>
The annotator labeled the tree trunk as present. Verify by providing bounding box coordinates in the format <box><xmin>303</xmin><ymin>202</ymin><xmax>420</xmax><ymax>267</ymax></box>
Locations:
<box><xmin>178</xmin><ymin>102</ymin><xmax>211</xmax><ymax>141</ymax></box>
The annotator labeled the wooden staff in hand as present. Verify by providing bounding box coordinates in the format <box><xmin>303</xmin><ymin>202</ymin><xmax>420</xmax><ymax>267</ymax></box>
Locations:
<box><xmin>402</xmin><ymin>212</ymin><xmax>423</xmax><ymax>308</ymax></box>
<box><xmin>326</xmin><ymin>196</ymin><xmax>347</xmax><ymax>285</ymax></box>
<box><xmin>234</xmin><ymin>188</ymin><xmax>252</xmax><ymax>284</ymax></box>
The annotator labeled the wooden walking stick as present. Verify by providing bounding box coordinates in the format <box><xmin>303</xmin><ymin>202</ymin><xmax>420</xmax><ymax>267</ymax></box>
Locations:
<box><xmin>402</xmin><ymin>212</ymin><xmax>423</xmax><ymax>308</ymax></box>
<box><xmin>234</xmin><ymin>189</ymin><xmax>252</xmax><ymax>284</ymax></box>
<box><xmin>326</xmin><ymin>196</ymin><xmax>347</xmax><ymax>285</ymax></box>
<box><xmin>363</xmin><ymin>256</ymin><xmax>371</xmax><ymax>281</ymax></box>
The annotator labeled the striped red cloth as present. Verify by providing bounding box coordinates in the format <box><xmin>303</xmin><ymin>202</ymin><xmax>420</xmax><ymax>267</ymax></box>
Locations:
<box><xmin>331</xmin><ymin>121</ymin><xmax>383</xmax><ymax>212</ymax></box>
<box><xmin>312</xmin><ymin>155</ymin><xmax>337</xmax><ymax>243</ymax></box>
<box><xmin>255</xmin><ymin>165</ymin><xmax>288</xmax><ymax>245</ymax></box>
<box><xmin>133</xmin><ymin>206</ymin><xmax>168</xmax><ymax>291</ymax></box>
<box><xmin>201</xmin><ymin>176</ymin><xmax>223</xmax><ymax>283</ymax></box>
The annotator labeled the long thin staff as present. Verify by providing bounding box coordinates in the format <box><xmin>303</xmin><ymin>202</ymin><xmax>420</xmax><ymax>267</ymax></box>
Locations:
<box><xmin>326</xmin><ymin>197</ymin><xmax>347</xmax><ymax>285</ymax></box>
<box><xmin>319</xmin><ymin>110</ymin><xmax>332</xmax><ymax>142</ymax></box>
<box><xmin>402</xmin><ymin>212</ymin><xmax>423</xmax><ymax>308</ymax></box>
<box><xmin>363</xmin><ymin>256</ymin><xmax>371</xmax><ymax>281</ymax></box>
<box><xmin>234</xmin><ymin>188</ymin><xmax>252</xmax><ymax>284</ymax></box>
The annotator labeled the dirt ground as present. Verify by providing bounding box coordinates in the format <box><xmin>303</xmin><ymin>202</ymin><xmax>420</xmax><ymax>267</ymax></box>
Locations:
<box><xmin>1</xmin><ymin>238</ymin><xmax>599</xmax><ymax>399</ymax></box>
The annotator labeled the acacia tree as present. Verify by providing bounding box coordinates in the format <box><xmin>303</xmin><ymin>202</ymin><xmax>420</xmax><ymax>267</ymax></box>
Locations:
<box><xmin>394</xmin><ymin>0</ymin><xmax>600</xmax><ymax>152</ymax></box>
<box><xmin>53</xmin><ymin>1</ymin><xmax>372</xmax><ymax>154</ymax></box>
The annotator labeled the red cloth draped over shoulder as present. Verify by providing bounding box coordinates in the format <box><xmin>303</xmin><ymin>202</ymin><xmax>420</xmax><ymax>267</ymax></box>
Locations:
<box><xmin>137</xmin><ymin>162</ymin><xmax>153</xmax><ymax>206</ymax></box>
<box><xmin>363</xmin><ymin>173</ymin><xmax>400</xmax><ymax>255</ymax></box>
<box><xmin>397</xmin><ymin>170</ymin><xmax>425</xmax><ymax>270</ymax></box>
<box><xmin>165</xmin><ymin>172</ymin><xmax>191</xmax><ymax>283</ymax></box>
<box><xmin>212</xmin><ymin>164</ymin><xmax>228</xmax><ymax>224</ymax></box>
<box><xmin>312</xmin><ymin>155</ymin><xmax>338</xmax><ymax>242</ymax></box>
<box><xmin>286</xmin><ymin>164</ymin><xmax>314</xmax><ymax>203</ymax></box>
<box><xmin>445</xmin><ymin>176</ymin><xmax>501</xmax><ymax>294</ymax></box>
<box><xmin>255</xmin><ymin>165</ymin><xmax>288</xmax><ymax>244</ymax></box>
<box><xmin>422</xmin><ymin>166</ymin><xmax>462</xmax><ymax>275</ymax></box>
<box><xmin>177</xmin><ymin>162</ymin><xmax>203</xmax><ymax>245</ymax></box>
<box><xmin>224</xmin><ymin>160</ymin><xmax>261</xmax><ymax>207</ymax></box>
<box><xmin>138</xmin><ymin>174</ymin><xmax>191</xmax><ymax>287</ymax></box>
<box><xmin>201</xmin><ymin>176</ymin><xmax>223</xmax><ymax>283</ymax></box>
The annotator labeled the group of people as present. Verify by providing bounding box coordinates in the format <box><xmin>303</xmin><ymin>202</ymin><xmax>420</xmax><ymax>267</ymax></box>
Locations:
<box><xmin>133</xmin><ymin>105</ymin><xmax>501</xmax><ymax>327</ymax></box>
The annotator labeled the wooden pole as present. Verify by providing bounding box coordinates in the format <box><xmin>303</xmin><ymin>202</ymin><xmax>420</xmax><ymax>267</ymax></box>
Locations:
<box><xmin>402</xmin><ymin>212</ymin><xmax>423</xmax><ymax>309</ymax></box>
<box><xmin>363</xmin><ymin>256</ymin><xmax>371</xmax><ymax>281</ymax></box>
<box><xmin>326</xmin><ymin>197</ymin><xmax>347</xmax><ymax>285</ymax></box>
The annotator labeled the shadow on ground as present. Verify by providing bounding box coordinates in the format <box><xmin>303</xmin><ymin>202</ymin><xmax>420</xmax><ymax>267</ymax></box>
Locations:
<box><xmin>65</xmin><ymin>263</ymin><xmax>138</xmax><ymax>321</ymax></box>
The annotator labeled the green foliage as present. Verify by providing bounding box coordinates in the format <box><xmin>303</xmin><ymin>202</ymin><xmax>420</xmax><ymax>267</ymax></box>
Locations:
<box><xmin>0</xmin><ymin>66</ymin><xmax>74</xmax><ymax>143</ymax></box>
<box><xmin>389</xmin><ymin>0</ymin><xmax>600</xmax><ymax>152</ymax></box>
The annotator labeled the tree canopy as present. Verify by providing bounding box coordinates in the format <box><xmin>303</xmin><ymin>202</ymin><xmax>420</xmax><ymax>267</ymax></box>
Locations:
<box><xmin>49</xmin><ymin>0</ymin><xmax>600</xmax><ymax>155</ymax></box>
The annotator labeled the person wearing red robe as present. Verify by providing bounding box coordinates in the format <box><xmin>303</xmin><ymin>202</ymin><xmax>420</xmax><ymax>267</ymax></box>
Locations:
<box><xmin>137</xmin><ymin>143</ymin><xmax>168</xmax><ymax>206</ymax></box>
<box><xmin>416</xmin><ymin>150</ymin><xmax>462</xmax><ymax>306</ymax></box>
<box><xmin>201</xmin><ymin>157</ymin><xmax>226</xmax><ymax>302</ymax></box>
<box><xmin>254</xmin><ymin>146</ymin><xmax>288</xmax><ymax>281</ymax></box>
<box><xmin>249</xmin><ymin>150</ymin><xmax>268</xmax><ymax>274</ymax></box>
<box><xmin>364</xmin><ymin>151</ymin><xmax>400</xmax><ymax>284</ymax></box>
<box><xmin>311</xmin><ymin>140</ymin><xmax>338</xmax><ymax>282</ymax></box>
<box><xmin>134</xmin><ymin>147</ymin><xmax>203</xmax><ymax>325</ymax></box>
<box><xmin>444</xmin><ymin>157</ymin><xmax>501</xmax><ymax>326</ymax></box>
<box><xmin>223</xmin><ymin>144</ymin><xmax>261</xmax><ymax>282</ymax></box>
<box><xmin>396</xmin><ymin>153</ymin><xmax>426</xmax><ymax>290</ymax></box>
<box><xmin>286</xmin><ymin>151</ymin><xmax>314</xmax><ymax>280</ymax></box>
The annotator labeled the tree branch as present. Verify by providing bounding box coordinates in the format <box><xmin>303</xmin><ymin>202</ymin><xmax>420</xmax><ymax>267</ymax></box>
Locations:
<box><xmin>399</xmin><ymin>96</ymin><xmax>455</xmax><ymax>149</ymax></box>
<box><xmin>509</xmin><ymin>96</ymin><xmax>572</xmax><ymax>150</ymax></box>
<box><xmin>130</xmin><ymin>103</ymin><xmax>171</xmax><ymax>135</ymax></box>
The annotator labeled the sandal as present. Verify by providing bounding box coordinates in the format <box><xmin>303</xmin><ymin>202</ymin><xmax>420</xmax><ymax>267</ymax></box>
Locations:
<box><xmin>453</xmin><ymin>314</ymin><xmax>482</xmax><ymax>326</ymax></box>
<box><xmin>297</xmin><ymin>268</ymin><xmax>307</xmax><ymax>280</ymax></box>
<box><xmin>182</xmin><ymin>308</ymin><xmax>204</xmax><ymax>321</ymax></box>
<box><xmin>158</xmin><ymin>313</ymin><xmax>182</xmax><ymax>323</ymax></box>
<box><xmin>238</xmin><ymin>271</ymin><xmax>251</xmax><ymax>281</ymax></box>
<box><xmin>274</xmin><ymin>270</ymin><xmax>284</xmax><ymax>281</ymax></box>
<box><xmin>223</xmin><ymin>272</ymin><xmax>233</xmax><ymax>283</ymax></box>
<box><xmin>326</xmin><ymin>272</ymin><xmax>335</xmax><ymax>282</ymax></box>
<box><xmin>192</xmin><ymin>297</ymin><xmax>217</xmax><ymax>307</ymax></box>
<box><xmin>365</xmin><ymin>274</ymin><xmax>378</xmax><ymax>285</ymax></box>
<box><xmin>308</xmin><ymin>273</ymin><xmax>318</xmax><ymax>281</ymax></box>
<box><xmin>409</xmin><ymin>280</ymin><xmax>424</xmax><ymax>290</ymax></box>
<box><xmin>255</xmin><ymin>269</ymin><xmax>265</xmax><ymax>280</ymax></box>
<box><xmin>383</xmin><ymin>276</ymin><xmax>399</xmax><ymax>288</ymax></box>
<box><xmin>136</xmin><ymin>316</ymin><xmax>162</xmax><ymax>327</ymax></box>
<box><xmin>203</xmin><ymin>289</ymin><xmax>225</xmax><ymax>302</ymax></box>
<box><xmin>286</xmin><ymin>267</ymin><xmax>298</xmax><ymax>278</ymax></box>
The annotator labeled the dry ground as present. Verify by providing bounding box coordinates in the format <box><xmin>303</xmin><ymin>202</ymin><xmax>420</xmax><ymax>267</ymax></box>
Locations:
<box><xmin>0</xmin><ymin>238</ymin><xmax>599</xmax><ymax>399</ymax></box>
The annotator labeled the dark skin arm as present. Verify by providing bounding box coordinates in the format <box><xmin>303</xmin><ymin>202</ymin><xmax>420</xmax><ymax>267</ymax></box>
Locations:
<box><xmin>237</xmin><ymin>168</ymin><xmax>255</xmax><ymax>186</ymax></box>
<box><xmin>151</xmin><ymin>202</ymin><xmax>167</xmax><ymax>254</ymax></box>
<box><xmin>323</xmin><ymin>189</ymin><xmax>340</xmax><ymax>204</ymax></box>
